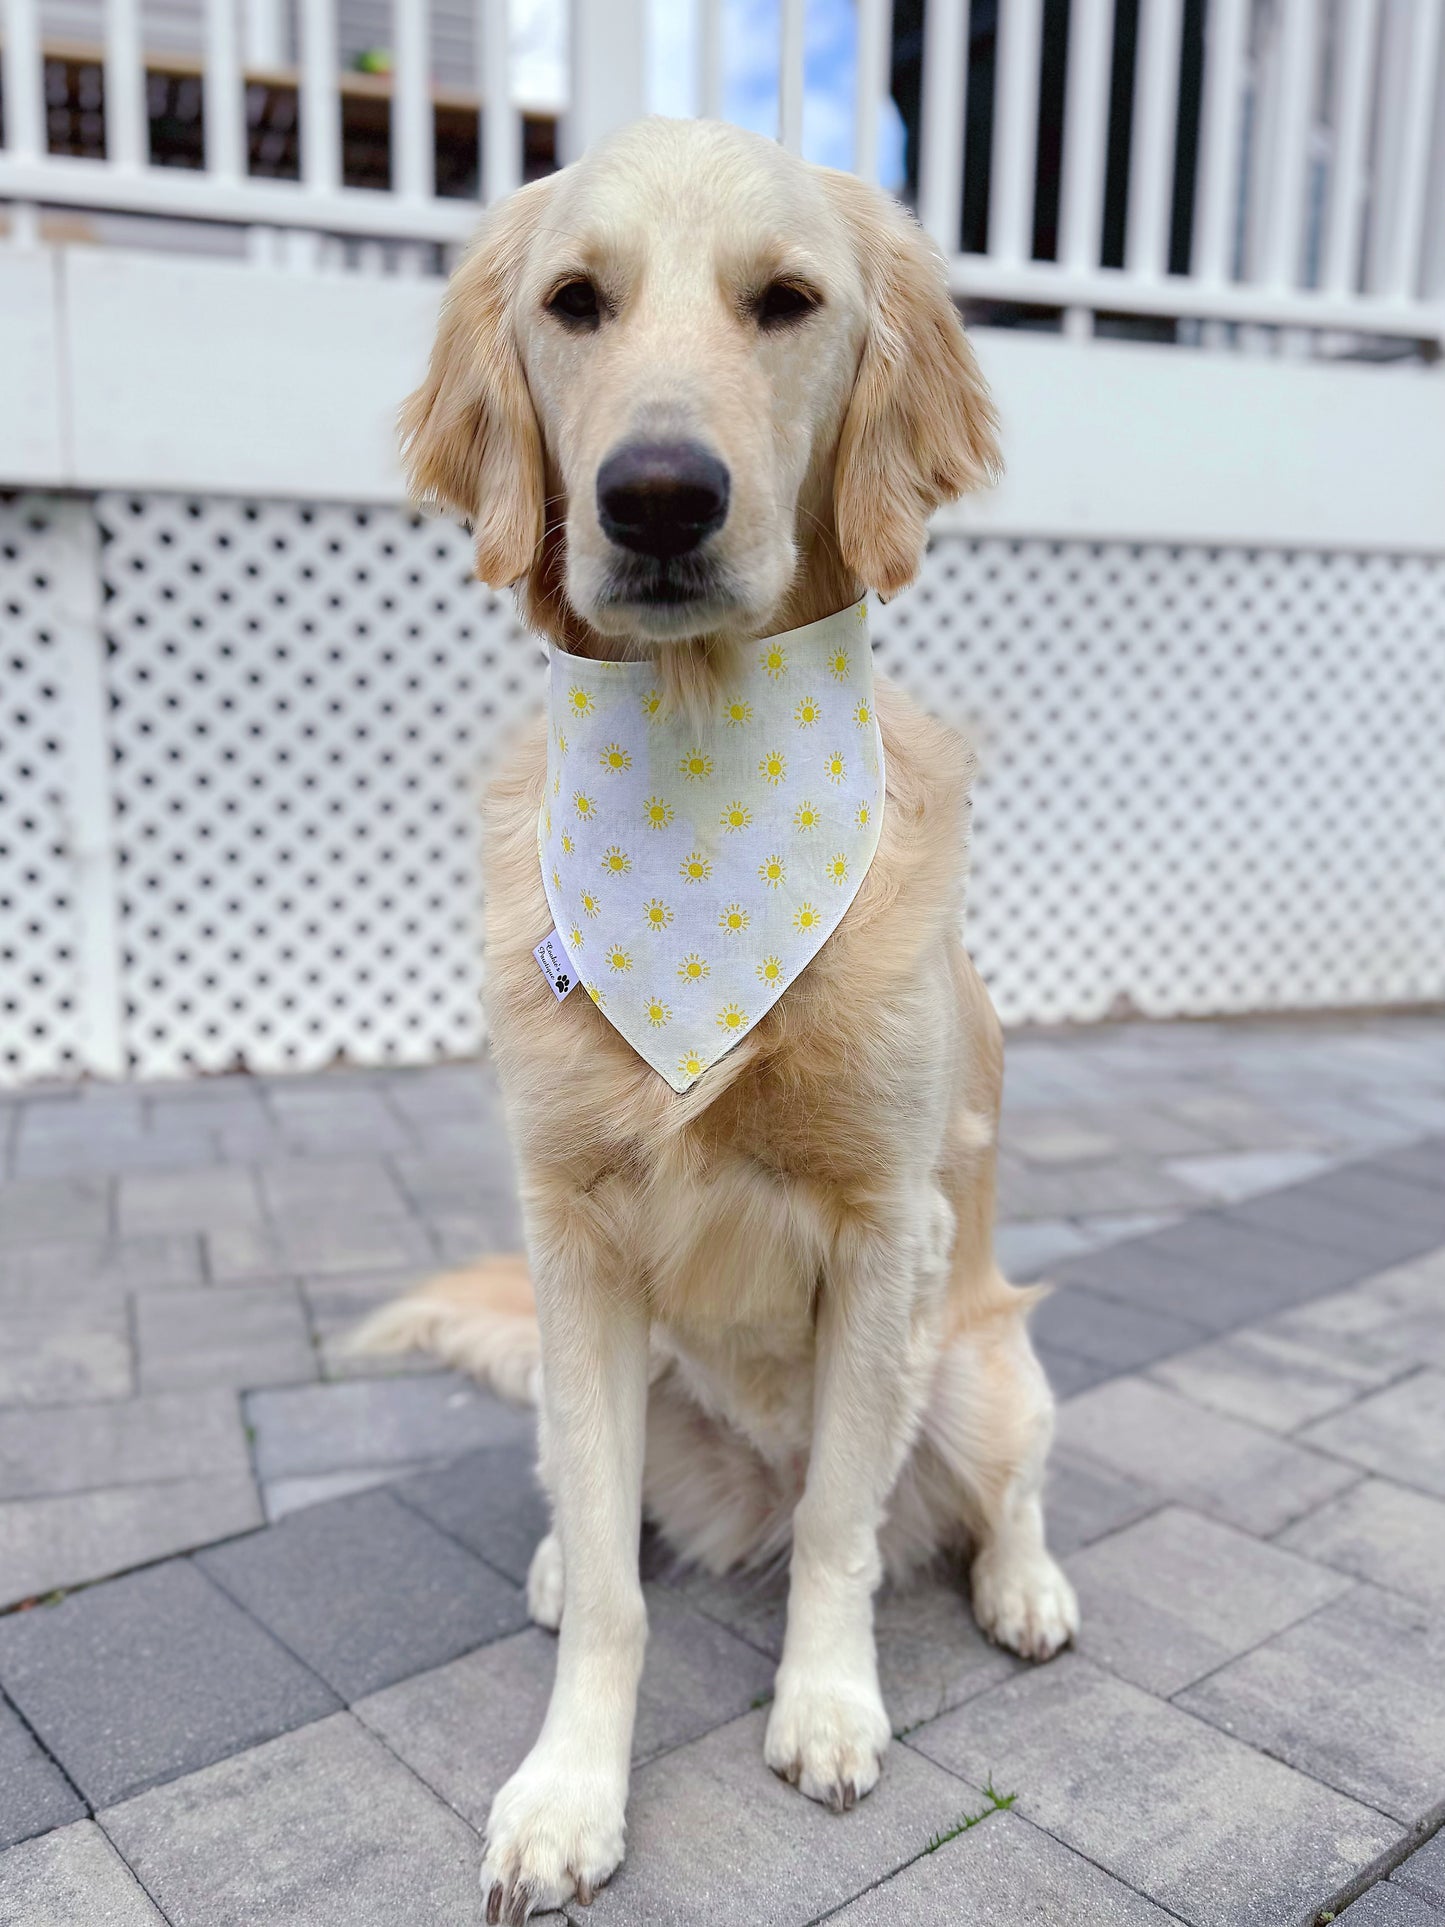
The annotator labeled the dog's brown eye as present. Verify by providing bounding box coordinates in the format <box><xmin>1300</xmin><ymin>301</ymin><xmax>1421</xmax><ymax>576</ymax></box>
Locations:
<box><xmin>548</xmin><ymin>278</ymin><xmax>601</xmax><ymax>327</ymax></box>
<box><xmin>756</xmin><ymin>280</ymin><xmax>820</xmax><ymax>328</ymax></box>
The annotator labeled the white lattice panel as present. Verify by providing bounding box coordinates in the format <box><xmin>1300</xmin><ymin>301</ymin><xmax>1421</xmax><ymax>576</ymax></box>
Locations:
<box><xmin>98</xmin><ymin>494</ymin><xmax>541</xmax><ymax>1077</ymax></box>
<box><xmin>6</xmin><ymin>494</ymin><xmax>1443</xmax><ymax>1085</ymax></box>
<box><xmin>875</xmin><ymin>540</ymin><xmax>1445</xmax><ymax>1024</ymax></box>
<box><xmin>0</xmin><ymin>499</ymin><xmax>90</xmax><ymax>1082</ymax></box>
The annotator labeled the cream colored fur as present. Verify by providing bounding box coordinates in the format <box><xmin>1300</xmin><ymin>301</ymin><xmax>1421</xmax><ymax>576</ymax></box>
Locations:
<box><xmin>356</xmin><ymin>118</ymin><xmax>1077</xmax><ymax>1924</ymax></box>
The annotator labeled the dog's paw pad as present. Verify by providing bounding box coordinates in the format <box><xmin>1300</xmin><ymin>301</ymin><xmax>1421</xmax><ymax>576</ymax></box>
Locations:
<box><xmin>763</xmin><ymin>1671</ymin><xmax>890</xmax><ymax>1811</ymax></box>
<box><xmin>481</xmin><ymin>1755</ymin><xmax>623</xmax><ymax>1924</ymax></box>
<box><xmin>971</xmin><ymin>1546</ymin><xmax>1078</xmax><ymax>1662</ymax></box>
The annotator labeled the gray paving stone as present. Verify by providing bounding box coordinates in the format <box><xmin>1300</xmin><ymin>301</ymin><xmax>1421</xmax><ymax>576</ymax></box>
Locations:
<box><xmin>1343</xmin><ymin>1886</ymin><xmax>1445</xmax><ymax>1925</ymax></box>
<box><xmin>1177</xmin><ymin>1584</ymin><xmax>1445</xmax><ymax>1822</ymax></box>
<box><xmin>116</xmin><ymin>1167</ymin><xmax>262</xmax><ymax>1237</ymax></box>
<box><xmin>1083</xmin><ymin>1209</ymin><xmax>1372</xmax><ymax>1320</ymax></box>
<box><xmin>1375</xmin><ymin>1139</ymin><xmax>1445</xmax><ymax>1192</ymax></box>
<box><xmin>1322</xmin><ymin>1165</ymin><xmax>1445</xmax><ymax>1239</ymax></box>
<box><xmin>1277</xmin><ymin>1479</ymin><xmax>1445</xmax><ymax>1608</ymax></box>
<box><xmin>1302</xmin><ymin>1371</ymin><xmax>1445</xmax><ymax>1499</ymax></box>
<box><xmin>587</xmin><ymin>1706</ymin><xmax>981</xmax><ymax>1927</ymax></box>
<box><xmin>0</xmin><ymin>1694</ymin><xmax>85</xmax><ymax>1849</ymax></box>
<box><xmin>0</xmin><ymin>1560</ymin><xmax>338</xmax><ymax>1805</ymax></box>
<box><xmin>1165</xmin><ymin>1146</ymin><xmax>1337</xmax><ymax>1202</ymax></box>
<box><xmin>1004</xmin><ymin>1117</ymin><xmax>1119</xmax><ymax>1165</ymax></box>
<box><xmin>1149</xmin><ymin>1322</ymin><xmax>1410</xmax><ymax>1433</ymax></box>
<box><xmin>10</xmin><ymin>1131</ymin><xmax>218</xmax><ymax>1179</ymax></box>
<box><xmin>0</xmin><ymin>1179</ymin><xmax>110</xmax><ymax>1248</ymax></box>
<box><xmin>827</xmin><ymin>1809</ymin><xmax>1177</xmax><ymax>1925</ymax></box>
<box><xmin>1056</xmin><ymin>1376</ymin><xmax>1361</xmax><ymax>1535</ymax></box>
<box><xmin>101</xmin><ymin>1712</ymin><xmax>480</xmax><ymax>1927</ymax></box>
<box><xmin>0</xmin><ymin>1299</ymin><xmax>133</xmax><ymax>1407</ymax></box>
<box><xmin>134</xmin><ymin>1284</ymin><xmax>315</xmax><ymax>1392</ymax></box>
<box><xmin>256</xmin><ymin>1156</ymin><xmax>412</xmax><ymax>1220</ymax></box>
<box><xmin>0</xmin><ymin>1234</ymin><xmax>202</xmax><ymax>1296</ymax></box>
<box><xmin>245</xmin><ymin>1373</ymin><xmax>531</xmax><ymax>1482</ymax></box>
<box><xmin>1031</xmin><ymin>1280</ymin><xmax>1208</xmax><ymax>1371</ymax></box>
<box><xmin>0</xmin><ymin>1476</ymin><xmax>262</xmax><ymax>1608</ymax></box>
<box><xmin>264</xmin><ymin>1464</ymin><xmax>432</xmax><ymax>1521</ymax></box>
<box><xmin>394</xmin><ymin>1441</ymin><xmax>548</xmax><ymax>1586</ymax></box>
<box><xmin>1066</xmin><ymin>1503</ymin><xmax>1353</xmax><ymax>1695</ymax></box>
<box><xmin>993</xmin><ymin>1219</ymin><xmax>1094</xmax><ymax>1280</ymax></box>
<box><xmin>265</xmin><ymin>1088</ymin><xmax>412</xmax><ymax>1155</ymax></box>
<box><xmin>1034</xmin><ymin>1343</ymin><xmax>1116</xmax><ymax>1399</ymax></box>
<box><xmin>198</xmin><ymin>1486</ymin><xmax>527</xmax><ymax>1699</ymax></box>
<box><xmin>360</xmin><ymin>1584</ymin><xmax>774</xmax><ymax>1830</ymax></box>
<box><xmin>269</xmin><ymin>1212</ymin><xmax>436</xmax><ymax>1275</ymax></box>
<box><xmin>202</xmin><ymin>1222</ymin><xmax>289</xmax><ymax>1283</ymax></box>
<box><xmin>1058</xmin><ymin>1239</ymin><xmax>1284</xmax><ymax>1335</ymax></box>
<box><xmin>1043</xmin><ymin>1449</ymin><xmax>1161</xmax><ymax>1558</ymax></box>
<box><xmin>1394</xmin><ymin>1829</ymin><xmax>1445</xmax><ymax>1908</ymax></box>
<box><xmin>0</xmin><ymin>1819</ymin><xmax>166</xmax><ymax>1926</ymax></box>
<box><xmin>910</xmin><ymin>1655</ymin><xmax>1398</xmax><ymax>1927</ymax></box>
<box><xmin>1230</xmin><ymin>1181</ymin><xmax>1442</xmax><ymax>1269</ymax></box>
<box><xmin>0</xmin><ymin>1389</ymin><xmax>249</xmax><ymax>1501</ymax></box>
<box><xmin>995</xmin><ymin>1157</ymin><xmax>1200</xmax><ymax>1224</ymax></box>
<box><xmin>874</xmin><ymin>1568</ymin><xmax>1021</xmax><ymax>1734</ymax></box>
<box><xmin>391</xmin><ymin>1149</ymin><xmax>519</xmax><ymax>1219</ymax></box>
<box><xmin>429</xmin><ymin>1200</ymin><xmax>525</xmax><ymax>1260</ymax></box>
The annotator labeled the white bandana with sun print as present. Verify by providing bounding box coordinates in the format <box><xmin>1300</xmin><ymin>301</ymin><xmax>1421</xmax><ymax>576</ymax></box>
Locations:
<box><xmin>537</xmin><ymin>601</ymin><xmax>886</xmax><ymax>1092</ymax></box>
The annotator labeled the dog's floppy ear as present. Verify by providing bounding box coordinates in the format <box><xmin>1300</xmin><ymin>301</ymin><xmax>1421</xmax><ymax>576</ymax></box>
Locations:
<box><xmin>400</xmin><ymin>178</ymin><xmax>551</xmax><ymax>587</ymax></box>
<box><xmin>828</xmin><ymin>173</ymin><xmax>1001</xmax><ymax>597</ymax></box>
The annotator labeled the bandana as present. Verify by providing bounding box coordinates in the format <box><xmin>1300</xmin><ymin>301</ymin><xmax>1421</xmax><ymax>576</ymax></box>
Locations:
<box><xmin>537</xmin><ymin>601</ymin><xmax>885</xmax><ymax>1092</ymax></box>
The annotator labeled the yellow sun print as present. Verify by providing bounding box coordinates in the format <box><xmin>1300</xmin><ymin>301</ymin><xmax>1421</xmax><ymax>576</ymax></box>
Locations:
<box><xmin>607</xmin><ymin>946</ymin><xmax>633</xmax><ymax>973</ymax></box>
<box><xmin>580</xmin><ymin>890</ymin><xmax>602</xmax><ymax>919</ymax></box>
<box><xmin>569</xmin><ymin>925</ymin><xmax>584</xmax><ymax>950</ymax></box>
<box><xmin>759</xmin><ymin>854</ymin><xmax>786</xmax><ymax>889</ymax></box>
<box><xmin>716</xmin><ymin>1003</ymin><xmax>747</xmax><ymax>1034</ymax></box>
<box><xmin>825</xmin><ymin>752</ymin><xmax>846</xmax><ymax>785</ymax></box>
<box><xmin>827</xmin><ymin>853</ymin><xmax>849</xmax><ymax>885</ymax></box>
<box><xmin>718</xmin><ymin>903</ymin><xmax>750</xmax><ymax>933</ymax></box>
<box><xmin>646</xmin><ymin>997</ymin><xmax>672</xmax><ymax>1028</ymax></box>
<box><xmin>720</xmin><ymin>801</ymin><xmax>752</xmax><ymax>832</ymax></box>
<box><xmin>829</xmin><ymin>648</ymin><xmax>850</xmax><ymax>682</ymax></box>
<box><xmin>677</xmin><ymin>953</ymin><xmax>711</xmax><ymax>983</ymax></box>
<box><xmin>641</xmin><ymin>689</ymin><xmax>664</xmax><ymax>721</ymax></box>
<box><xmin>758</xmin><ymin>750</ymin><xmax>787</xmax><ymax>786</ymax></box>
<box><xmin>644</xmin><ymin>796</ymin><xmax>675</xmax><ymax>830</ymax></box>
<box><xmin>793</xmin><ymin>695</ymin><xmax>821</xmax><ymax>728</ymax></box>
<box><xmin>573</xmin><ymin>791</ymin><xmax>595</xmax><ymax>819</ymax></box>
<box><xmin>724</xmin><ymin>699</ymin><xmax>753</xmax><ymax>727</ymax></box>
<box><xmin>601</xmin><ymin>846</ymin><xmax>633</xmax><ymax>875</ymax></box>
<box><xmin>643</xmin><ymin>898</ymin><xmax>674</xmax><ymax>932</ymax></box>
<box><xmin>757</xmin><ymin>955</ymin><xmax>784</xmax><ymax>985</ymax></box>
<box><xmin>678</xmin><ymin>1049</ymin><xmax>706</xmax><ymax>1080</ymax></box>
<box><xmin>599</xmin><ymin>743</ymin><xmax>632</xmax><ymax>772</ymax></box>
<box><xmin>793</xmin><ymin>801</ymin><xmax>819</xmax><ymax>832</ymax></box>
<box><xmin>679</xmin><ymin>750</ymin><xmax>713</xmax><ymax>781</ymax></box>
<box><xmin>793</xmin><ymin>902</ymin><xmax>821</xmax><ymax>932</ymax></box>
<box><xmin>568</xmin><ymin>687</ymin><xmax>595</xmax><ymax>718</ymax></box>
<box><xmin>762</xmin><ymin>643</ymin><xmax>788</xmax><ymax>679</ymax></box>
<box><xmin>679</xmin><ymin>851</ymin><xmax>712</xmax><ymax>884</ymax></box>
<box><xmin>853</xmin><ymin>700</ymin><xmax>872</xmax><ymax>729</ymax></box>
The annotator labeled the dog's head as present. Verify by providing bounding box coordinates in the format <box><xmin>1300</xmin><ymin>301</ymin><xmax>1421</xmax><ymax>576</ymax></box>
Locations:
<box><xmin>403</xmin><ymin>118</ymin><xmax>999</xmax><ymax>644</ymax></box>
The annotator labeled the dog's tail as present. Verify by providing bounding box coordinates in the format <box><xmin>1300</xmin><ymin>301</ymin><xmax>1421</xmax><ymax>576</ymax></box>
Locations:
<box><xmin>347</xmin><ymin>1253</ymin><xmax>541</xmax><ymax>1407</ymax></box>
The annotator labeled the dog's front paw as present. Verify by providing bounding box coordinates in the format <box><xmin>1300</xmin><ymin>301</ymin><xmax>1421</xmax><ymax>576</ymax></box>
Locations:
<box><xmin>970</xmin><ymin>1543</ymin><xmax>1078</xmax><ymax>1662</ymax></box>
<box><xmin>481</xmin><ymin>1750</ymin><xmax>625</xmax><ymax>1924</ymax></box>
<box><xmin>764</xmin><ymin>1667</ymin><xmax>890</xmax><ymax>1812</ymax></box>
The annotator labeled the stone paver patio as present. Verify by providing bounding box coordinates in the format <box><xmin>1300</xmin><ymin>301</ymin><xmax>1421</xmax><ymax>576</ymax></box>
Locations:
<box><xmin>1</xmin><ymin>1014</ymin><xmax>1443</xmax><ymax>1924</ymax></box>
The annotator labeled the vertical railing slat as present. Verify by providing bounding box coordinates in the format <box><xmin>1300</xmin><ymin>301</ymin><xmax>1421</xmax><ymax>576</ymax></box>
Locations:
<box><xmin>393</xmin><ymin>0</ymin><xmax>434</xmax><ymax>200</ymax></box>
<box><xmin>204</xmin><ymin>0</ymin><xmax>245</xmax><ymax>182</ymax></box>
<box><xmin>779</xmin><ymin>0</ymin><xmax>806</xmax><ymax>152</ymax></box>
<box><xmin>919</xmin><ymin>0</ymin><xmax>967</xmax><ymax>253</ymax></box>
<box><xmin>1191</xmin><ymin>0</ymin><xmax>1248</xmax><ymax>282</ymax></box>
<box><xmin>853</xmin><ymin>0</ymin><xmax>893</xmax><ymax>183</ymax></box>
<box><xmin>105</xmin><ymin>0</ymin><xmax>149</xmax><ymax>170</ymax></box>
<box><xmin>698</xmin><ymin>0</ymin><xmax>724</xmax><ymax>119</ymax></box>
<box><xmin>1058</xmin><ymin>0</ymin><xmax>1113</xmax><ymax>271</ymax></box>
<box><xmin>1321</xmin><ymin>0</ymin><xmax>1378</xmax><ymax>296</ymax></box>
<box><xmin>990</xmin><ymin>0</ymin><xmax>1043</xmax><ymax>265</ymax></box>
<box><xmin>299</xmin><ymin>0</ymin><xmax>341</xmax><ymax>196</ymax></box>
<box><xmin>1377</xmin><ymin>0</ymin><xmax>1444</xmax><ymax>299</ymax></box>
<box><xmin>1125</xmin><ymin>0</ymin><xmax>1184</xmax><ymax>276</ymax></box>
<box><xmin>479</xmin><ymin>0</ymin><xmax>519</xmax><ymax>201</ymax></box>
<box><xmin>565</xmin><ymin>0</ymin><xmax>646</xmax><ymax>162</ymax></box>
<box><xmin>2</xmin><ymin>0</ymin><xmax>46</xmax><ymax>160</ymax></box>
<box><xmin>1262</xmin><ymin>0</ymin><xmax>1314</xmax><ymax>290</ymax></box>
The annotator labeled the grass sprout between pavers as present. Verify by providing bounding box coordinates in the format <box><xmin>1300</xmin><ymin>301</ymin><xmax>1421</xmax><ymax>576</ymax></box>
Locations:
<box><xmin>922</xmin><ymin>1778</ymin><xmax>1017</xmax><ymax>1853</ymax></box>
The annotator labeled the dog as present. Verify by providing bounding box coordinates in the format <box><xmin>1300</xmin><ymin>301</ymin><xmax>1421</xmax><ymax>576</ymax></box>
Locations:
<box><xmin>358</xmin><ymin>116</ymin><xmax>1078</xmax><ymax>1923</ymax></box>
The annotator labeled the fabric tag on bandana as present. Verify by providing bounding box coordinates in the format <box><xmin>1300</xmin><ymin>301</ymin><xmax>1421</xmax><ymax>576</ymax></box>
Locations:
<box><xmin>533</xmin><ymin>929</ymin><xmax>577</xmax><ymax>1002</ymax></box>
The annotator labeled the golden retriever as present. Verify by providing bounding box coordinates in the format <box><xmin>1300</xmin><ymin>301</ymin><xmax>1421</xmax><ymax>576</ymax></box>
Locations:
<box><xmin>358</xmin><ymin>116</ymin><xmax>1077</xmax><ymax>1923</ymax></box>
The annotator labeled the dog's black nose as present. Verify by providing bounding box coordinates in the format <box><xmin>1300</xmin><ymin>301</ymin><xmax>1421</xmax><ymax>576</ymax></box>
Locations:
<box><xmin>597</xmin><ymin>441</ymin><xmax>730</xmax><ymax>560</ymax></box>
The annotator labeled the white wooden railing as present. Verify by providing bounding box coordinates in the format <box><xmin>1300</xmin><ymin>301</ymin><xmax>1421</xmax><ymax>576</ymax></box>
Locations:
<box><xmin>1</xmin><ymin>0</ymin><xmax>1443</xmax><ymax>343</ymax></box>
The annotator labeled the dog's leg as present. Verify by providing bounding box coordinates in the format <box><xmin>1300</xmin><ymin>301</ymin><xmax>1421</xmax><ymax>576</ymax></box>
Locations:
<box><xmin>764</xmin><ymin>1191</ymin><xmax>941</xmax><ymax>1810</ymax></box>
<box><xmin>927</xmin><ymin>1307</ymin><xmax>1079</xmax><ymax>1661</ymax></box>
<box><xmin>480</xmin><ymin>1191</ymin><xmax>649</xmax><ymax>1924</ymax></box>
